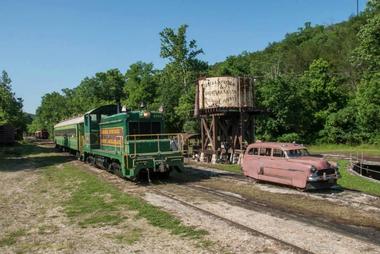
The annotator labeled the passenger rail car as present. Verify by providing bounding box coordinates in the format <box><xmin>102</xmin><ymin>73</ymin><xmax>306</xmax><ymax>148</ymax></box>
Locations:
<box><xmin>54</xmin><ymin>105</ymin><xmax>183</xmax><ymax>180</ymax></box>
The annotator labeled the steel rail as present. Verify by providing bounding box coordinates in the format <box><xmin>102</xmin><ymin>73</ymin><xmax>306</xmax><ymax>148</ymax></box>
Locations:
<box><xmin>148</xmin><ymin>186</ymin><xmax>314</xmax><ymax>254</ymax></box>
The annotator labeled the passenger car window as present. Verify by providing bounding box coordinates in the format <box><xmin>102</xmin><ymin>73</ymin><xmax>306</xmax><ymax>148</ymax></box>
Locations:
<box><xmin>273</xmin><ymin>149</ymin><xmax>285</xmax><ymax>157</ymax></box>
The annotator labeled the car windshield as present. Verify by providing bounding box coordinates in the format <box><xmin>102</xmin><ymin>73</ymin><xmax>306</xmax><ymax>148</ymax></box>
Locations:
<box><xmin>285</xmin><ymin>149</ymin><xmax>310</xmax><ymax>157</ymax></box>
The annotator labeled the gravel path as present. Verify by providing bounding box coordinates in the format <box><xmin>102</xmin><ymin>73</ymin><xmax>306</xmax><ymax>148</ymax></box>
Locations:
<box><xmin>144</xmin><ymin>186</ymin><xmax>380</xmax><ymax>254</ymax></box>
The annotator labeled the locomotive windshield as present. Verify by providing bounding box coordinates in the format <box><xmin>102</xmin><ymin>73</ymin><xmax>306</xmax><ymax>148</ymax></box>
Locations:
<box><xmin>129</xmin><ymin>122</ymin><xmax>161</xmax><ymax>135</ymax></box>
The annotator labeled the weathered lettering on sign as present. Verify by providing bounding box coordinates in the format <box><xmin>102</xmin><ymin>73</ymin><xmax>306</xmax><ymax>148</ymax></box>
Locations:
<box><xmin>198</xmin><ymin>77</ymin><xmax>253</xmax><ymax>109</ymax></box>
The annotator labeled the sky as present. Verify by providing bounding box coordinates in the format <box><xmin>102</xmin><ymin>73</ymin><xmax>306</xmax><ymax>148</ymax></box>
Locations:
<box><xmin>0</xmin><ymin>0</ymin><xmax>368</xmax><ymax>114</ymax></box>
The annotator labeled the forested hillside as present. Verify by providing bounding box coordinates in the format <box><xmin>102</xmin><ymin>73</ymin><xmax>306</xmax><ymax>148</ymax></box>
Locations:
<box><xmin>29</xmin><ymin>0</ymin><xmax>380</xmax><ymax>144</ymax></box>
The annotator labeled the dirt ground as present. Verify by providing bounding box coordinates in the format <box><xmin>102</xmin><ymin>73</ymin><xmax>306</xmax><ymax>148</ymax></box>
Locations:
<box><xmin>1</xmin><ymin>143</ymin><xmax>380</xmax><ymax>254</ymax></box>
<box><xmin>0</xmin><ymin>145</ymin><xmax>216</xmax><ymax>254</ymax></box>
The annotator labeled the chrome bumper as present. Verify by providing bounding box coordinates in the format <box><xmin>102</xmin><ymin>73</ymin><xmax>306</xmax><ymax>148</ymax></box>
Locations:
<box><xmin>308</xmin><ymin>172</ymin><xmax>341</xmax><ymax>182</ymax></box>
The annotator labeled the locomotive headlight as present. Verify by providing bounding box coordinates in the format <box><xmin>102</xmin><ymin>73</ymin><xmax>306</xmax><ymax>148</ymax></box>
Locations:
<box><xmin>143</xmin><ymin>111</ymin><xmax>151</xmax><ymax>118</ymax></box>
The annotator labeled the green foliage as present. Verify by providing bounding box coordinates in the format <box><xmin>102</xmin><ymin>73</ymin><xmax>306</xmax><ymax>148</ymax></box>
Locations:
<box><xmin>156</xmin><ymin>24</ymin><xmax>208</xmax><ymax>131</ymax></box>
<box><xmin>277</xmin><ymin>133</ymin><xmax>301</xmax><ymax>143</ymax></box>
<box><xmin>355</xmin><ymin>73</ymin><xmax>380</xmax><ymax>135</ymax></box>
<box><xmin>93</xmin><ymin>69</ymin><xmax>126</xmax><ymax>108</ymax></box>
<box><xmin>319</xmin><ymin>105</ymin><xmax>361</xmax><ymax>144</ymax></box>
<box><xmin>353</xmin><ymin>14</ymin><xmax>380</xmax><ymax>72</ymax></box>
<box><xmin>123</xmin><ymin>62</ymin><xmax>157</xmax><ymax>109</ymax></box>
<box><xmin>0</xmin><ymin>71</ymin><xmax>29</xmax><ymax>135</ymax></box>
<box><xmin>31</xmin><ymin>92</ymin><xmax>71</xmax><ymax>135</ymax></box>
<box><xmin>160</xmin><ymin>24</ymin><xmax>205</xmax><ymax>89</ymax></box>
<box><xmin>256</xmin><ymin>75</ymin><xmax>306</xmax><ymax>141</ymax></box>
<box><xmin>300</xmin><ymin>59</ymin><xmax>348</xmax><ymax>141</ymax></box>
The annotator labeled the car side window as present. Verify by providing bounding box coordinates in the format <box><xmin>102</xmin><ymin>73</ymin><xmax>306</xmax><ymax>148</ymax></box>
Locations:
<box><xmin>273</xmin><ymin>149</ymin><xmax>285</xmax><ymax>158</ymax></box>
<box><xmin>259</xmin><ymin>148</ymin><xmax>271</xmax><ymax>156</ymax></box>
<box><xmin>247</xmin><ymin>148</ymin><xmax>259</xmax><ymax>155</ymax></box>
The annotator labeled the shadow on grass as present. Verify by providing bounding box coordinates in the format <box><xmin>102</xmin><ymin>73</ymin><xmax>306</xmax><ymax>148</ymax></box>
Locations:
<box><xmin>0</xmin><ymin>143</ymin><xmax>74</xmax><ymax>172</ymax></box>
<box><xmin>0</xmin><ymin>143</ymin><xmax>55</xmax><ymax>157</ymax></box>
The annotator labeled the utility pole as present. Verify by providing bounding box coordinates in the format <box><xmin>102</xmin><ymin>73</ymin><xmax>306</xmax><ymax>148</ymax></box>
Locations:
<box><xmin>357</xmin><ymin>0</ymin><xmax>359</xmax><ymax>16</ymax></box>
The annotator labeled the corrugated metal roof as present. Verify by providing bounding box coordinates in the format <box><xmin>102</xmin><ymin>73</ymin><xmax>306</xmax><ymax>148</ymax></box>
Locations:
<box><xmin>54</xmin><ymin>116</ymin><xmax>84</xmax><ymax>128</ymax></box>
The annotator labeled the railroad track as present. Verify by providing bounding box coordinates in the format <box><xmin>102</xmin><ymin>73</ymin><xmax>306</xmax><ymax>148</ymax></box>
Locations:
<box><xmin>180</xmin><ymin>183</ymin><xmax>380</xmax><ymax>243</ymax></box>
<box><xmin>81</xmin><ymin>162</ymin><xmax>313</xmax><ymax>253</ymax></box>
<box><xmin>185</xmin><ymin>164</ymin><xmax>380</xmax><ymax>210</ymax></box>
<box><xmin>77</xmin><ymin>159</ymin><xmax>380</xmax><ymax>253</ymax></box>
<box><xmin>148</xmin><ymin>186</ymin><xmax>314</xmax><ymax>254</ymax></box>
<box><xmin>81</xmin><ymin>159</ymin><xmax>380</xmax><ymax>243</ymax></box>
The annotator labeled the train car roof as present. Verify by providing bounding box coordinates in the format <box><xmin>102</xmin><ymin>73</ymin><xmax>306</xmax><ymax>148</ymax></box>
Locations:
<box><xmin>85</xmin><ymin>104</ymin><xmax>118</xmax><ymax>115</ymax></box>
<box><xmin>54</xmin><ymin>116</ymin><xmax>84</xmax><ymax>128</ymax></box>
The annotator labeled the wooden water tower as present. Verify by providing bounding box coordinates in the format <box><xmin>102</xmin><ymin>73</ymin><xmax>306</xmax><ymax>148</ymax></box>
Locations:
<box><xmin>194</xmin><ymin>76</ymin><xmax>262</xmax><ymax>163</ymax></box>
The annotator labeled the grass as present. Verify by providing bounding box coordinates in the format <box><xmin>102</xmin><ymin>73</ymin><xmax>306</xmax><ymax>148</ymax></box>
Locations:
<box><xmin>337</xmin><ymin>160</ymin><xmax>380</xmax><ymax>196</ymax></box>
<box><xmin>0</xmin><ymin>229</ymin><xmax>26</xmax><ymax>247</ymax></box>
<box><xmin>187</xmin><ymin>161</ymin><xmax>242</xmax><ymax>174</ymax></box>
<box><xmin>112</xmin><ymin>228</ymin><xmax>142</xmax><ymax>245</ymax></box>
<box><xmin>44</xmin><ymin>163</ymin><xmax>208</xmax><ymax>239</ymax></box>
<box><xmin>308</xmin><ymin>143</ymin><xmax>380</xmax><ymax>157</ymax></box>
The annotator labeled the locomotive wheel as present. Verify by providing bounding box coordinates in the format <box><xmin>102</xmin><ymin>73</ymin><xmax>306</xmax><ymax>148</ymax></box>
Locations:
<box><xmin>86</xmin><ymin>156</ymin><xmax>95</xmax><ymax>166</ymax></box>
<box><xmin>111</xmin><ymin>163</ymin><xmax>122</xmax><ymax>178</ymax></box>
<box><xmin>107</xmin><ymin>163</ymin><xmax>113</xmax><ymax>173</ymax></box>
<box><xmin>159</xmin><ymin>170</ymin><xmax>171</xmax><ymax>179</ymax></box>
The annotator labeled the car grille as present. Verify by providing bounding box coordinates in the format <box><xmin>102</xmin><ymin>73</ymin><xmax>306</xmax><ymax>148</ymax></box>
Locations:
<box><xmin>316</xmin><ymin>168</ymin><xmax>336</xmax><ymax>176</ymax></box>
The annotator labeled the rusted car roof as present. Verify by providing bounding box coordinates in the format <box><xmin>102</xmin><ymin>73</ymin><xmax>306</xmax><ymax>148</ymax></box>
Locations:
<box><xmin>247</xmin><ymin>142</ymin><xmax>306</xmax><ymax>150</ymax></box>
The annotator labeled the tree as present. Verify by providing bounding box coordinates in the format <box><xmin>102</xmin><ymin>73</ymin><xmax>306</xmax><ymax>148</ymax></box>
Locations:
<box><xmin>157</xmin><ymin>24</ymin><xmax>207</xmax><ymax>131</ymax></box>
<box><xmin>352</xmin><ymin>12</ymin><xmax>380</xmax><ymax>143</ymax></box>
<box><xmin>256</xmin><ymin>75</ymin><xmax>306</xmax><ymax>141</ymax></box>
<box><xmin>0</xmin><ymin>71</ymin><xmax>25</xmax><ymax>131</ymax></box>
<box><xmin>123</xmin><ymin>62</ymin><xmax>157</xmax><ymax>109</ymax></box>
<box><xmin>355</xmin><ymin>73</ymin><xmax>380</xmax><ymax>139</ymax></box>
<box><xmin>32</xmin><ymin>92</ymin><xmax>70</xmax><ymax>135</ymax></box>
<box><xmin>300</xmin><ymin>59</ymin><xmax>347</xmax><ymax>141</ymax></box>
<box><xmin>159</xmin><ymin>24</ymin><xmax>205</xmax><ymax>89</ymax></box>
<box><xmin>353</xmin><ymin>14</ymin><xmax>380</xmax><ymax>72</ymax></box>
<box><xmin>94</xmin><ymin>69</ymin><xmax>126</xmax><ymax>111</ymax></box>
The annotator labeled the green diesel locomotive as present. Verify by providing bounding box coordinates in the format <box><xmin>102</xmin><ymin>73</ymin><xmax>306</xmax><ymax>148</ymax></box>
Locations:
<box><xmin>54</xmin><ymin>105</ymin><xmax>183</xmax><ymax>180</ymax></box>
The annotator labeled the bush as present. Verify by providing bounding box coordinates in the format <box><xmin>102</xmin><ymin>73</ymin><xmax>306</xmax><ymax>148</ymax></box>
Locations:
<box><xmin>277</xmin><ymin>133</ymin><xmax>300</xmax><ymax>143</ymax></box>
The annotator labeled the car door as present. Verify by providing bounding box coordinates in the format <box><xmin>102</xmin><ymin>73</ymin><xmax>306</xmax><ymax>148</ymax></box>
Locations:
<box><xmin>256</xmin><ymin>147</ymin><xmax>272</xmax><ymax>181</ymax></box>
<box><xmin>257</xmin><ymin>147</ymin><xmax>293</xmax><ymax>185</ymax></box>
<box><xmin>270</xmin><ymin>148</ymin><xmax>293</xmax><ymax>185</ymax></box>
<box><xmin>242</xmin><ymin>147</ymin><xmax>259</xmax><ymax>178</ymax></box>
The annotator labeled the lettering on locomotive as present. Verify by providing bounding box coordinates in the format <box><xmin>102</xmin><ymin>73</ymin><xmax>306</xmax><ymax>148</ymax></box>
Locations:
<box><xmin>100</xmin><ymin>127</ymin><xmax>123</xmax><ymax>146</ymax></box>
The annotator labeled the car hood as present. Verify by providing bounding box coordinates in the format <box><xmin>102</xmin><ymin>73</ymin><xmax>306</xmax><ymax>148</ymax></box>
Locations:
<box><xmin>287</xmin><ymin>156</ymin><xmax>331</xmax><ymax>169</ymax></box>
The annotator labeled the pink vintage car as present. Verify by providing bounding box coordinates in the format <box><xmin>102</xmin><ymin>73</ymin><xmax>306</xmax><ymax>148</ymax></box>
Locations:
<box><xmin>242</xmin><ymin>142</ymin><xmax>340</xmax><ymax>190</ymax></box>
